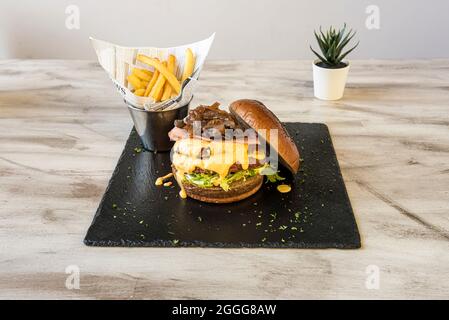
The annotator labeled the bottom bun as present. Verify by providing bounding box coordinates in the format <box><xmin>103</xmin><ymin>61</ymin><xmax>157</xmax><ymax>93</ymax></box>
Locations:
<box><xmin>181</xmin><ymin>174</ymin><xmax>263</xmax><ymax>204</ymax></box>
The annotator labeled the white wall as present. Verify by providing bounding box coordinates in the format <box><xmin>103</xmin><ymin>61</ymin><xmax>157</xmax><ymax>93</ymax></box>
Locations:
<box><xmin>1</xmin><ymin>0</ymin><xmax>448</xmax><ymax>60</ymax></box>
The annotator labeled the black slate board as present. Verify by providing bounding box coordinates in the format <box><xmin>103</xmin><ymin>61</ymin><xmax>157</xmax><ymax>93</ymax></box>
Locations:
<box><xmin>84</xmin><ymin>123</ymin><xmax>361</xmax><ymax>249</ymax></box>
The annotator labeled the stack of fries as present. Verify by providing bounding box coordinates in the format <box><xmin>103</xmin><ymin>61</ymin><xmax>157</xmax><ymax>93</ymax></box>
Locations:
<box><xmin>127</xmin><ymin>49</ymin><xmax>196</xmax><ymax>103</ymax></box>
<box><xmin>90</xmin><ymin>33</ymin><xmax>215</xmax><ymax>110</ymax></box>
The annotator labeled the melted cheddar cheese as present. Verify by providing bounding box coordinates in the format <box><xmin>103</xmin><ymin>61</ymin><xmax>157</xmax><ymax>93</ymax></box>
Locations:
<box><xmin>172</xmin><ymin>138</ymin><xmax>265</xmax><ymax>197</ymax></box>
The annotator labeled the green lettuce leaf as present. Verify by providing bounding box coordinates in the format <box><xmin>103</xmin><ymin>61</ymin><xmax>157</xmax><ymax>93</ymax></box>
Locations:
<box><xmin>183</xmin><ymin>163</ymin><xmax>284</xmax><ymax>191</ymax></box>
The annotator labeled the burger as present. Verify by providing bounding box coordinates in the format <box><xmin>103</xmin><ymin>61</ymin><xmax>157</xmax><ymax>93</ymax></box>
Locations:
<box><xmin>167</xmin><ymin>99</ymin><xmax>300</xmax><ymax>203</ymax></box>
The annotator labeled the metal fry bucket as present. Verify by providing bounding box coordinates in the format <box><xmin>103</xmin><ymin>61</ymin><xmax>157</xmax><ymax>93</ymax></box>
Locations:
<box><xmin>126</xmin><ymin>101</ymin><xmax>189</xmax><ymax>152</ymax></box>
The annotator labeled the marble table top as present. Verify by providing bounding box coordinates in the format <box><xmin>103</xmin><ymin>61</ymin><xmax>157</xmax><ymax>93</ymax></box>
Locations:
<box><xmin>0</xmin><ymin>59</ymin><xmax>448</xmax><ymax>299</ymax></box>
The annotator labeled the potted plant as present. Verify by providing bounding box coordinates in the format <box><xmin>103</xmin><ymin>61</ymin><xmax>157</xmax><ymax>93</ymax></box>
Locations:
<box><xmin>310</xmin><ymin>24</ymin><xmax>359</xmax><ymax>100</ymax></box>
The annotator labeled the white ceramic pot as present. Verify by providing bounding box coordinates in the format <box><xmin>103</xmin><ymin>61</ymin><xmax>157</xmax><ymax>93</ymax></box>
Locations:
<box><xmin>312</xmin><ymin>60</ymin><xmax>350</xmax><ymax>100</ymax></box>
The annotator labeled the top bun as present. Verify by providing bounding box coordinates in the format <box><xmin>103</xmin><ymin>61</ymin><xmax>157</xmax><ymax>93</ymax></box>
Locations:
<box><xmin>229</xmin><ymin>99</ymin><xmax>300</xmax><ymax>174</ymax></box>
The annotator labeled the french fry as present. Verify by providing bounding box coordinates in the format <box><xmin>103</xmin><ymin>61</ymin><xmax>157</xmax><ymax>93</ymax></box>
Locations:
<box><xmin>161</xmin><ymin>55</ymin><xmax>177</xmax><ymax>101</ymax></box>
<box><xmin>141</xmin><ymin>80</ymin><xmax>149</xmax><ymax>88</ymax></box>
<box><xmin>181</xmin><ymin>48</ymin><xmax>195</xmax><ymax>82</ymax></box>
<box><xmin>161</xmin><ymin>83</ymin><xmax>171</xmax><ymax>101</ymax></box>
<box><xmin>144</xmin><ymin>69</ymin><xmax>159</xmax><ymax>97</ymax></box>
<box><xmin>150</xmin><ymin>61</ymin><xmax>168</xmax><ymax>102</ymax></box>
<box><xmin>137</xmin><ymin>55</ymin><xmax>181</xmax><ymax>94</ymax></box>
<box><xmin>127</xmin><ymin>74</ymin><xmax>143</xmax><ymax>90</ymax></box>
<box><xmin>134</xmin><ymin>88</ymin><xmax>145</xmax><ymax>96</ymax></box>
<box><xmin>132</xmin><ymin>68</ymin><xmax>153</xmax><ymax>82</ymax></box>
<box><xmin>142</xmin><ymin>69</ymin><xmax>153</xmax><ymax>77</ymax></box>
<box><xmin>139</xmin><ymin>68</ymin><xmax>153</xmax><ymax>78</ymax></box>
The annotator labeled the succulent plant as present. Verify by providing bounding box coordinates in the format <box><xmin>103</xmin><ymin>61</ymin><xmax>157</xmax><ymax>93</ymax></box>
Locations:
<box><xmin>310</xmin><ymin>23</ymin><xmax>359</xmax><ymax>68</ymax></box>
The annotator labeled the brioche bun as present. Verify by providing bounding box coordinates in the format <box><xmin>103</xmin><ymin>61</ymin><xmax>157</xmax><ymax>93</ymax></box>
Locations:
<box><xmin>229</xmin><ymin>99</ymin><xmax>300</xmax><ymax>174</ymax></box>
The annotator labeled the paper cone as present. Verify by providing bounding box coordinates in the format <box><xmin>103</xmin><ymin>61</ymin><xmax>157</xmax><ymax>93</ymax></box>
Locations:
<box><xmin>90</xmin><ymin>33</ymin><xmax>215</xmax><ymax>108</ymax></box>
